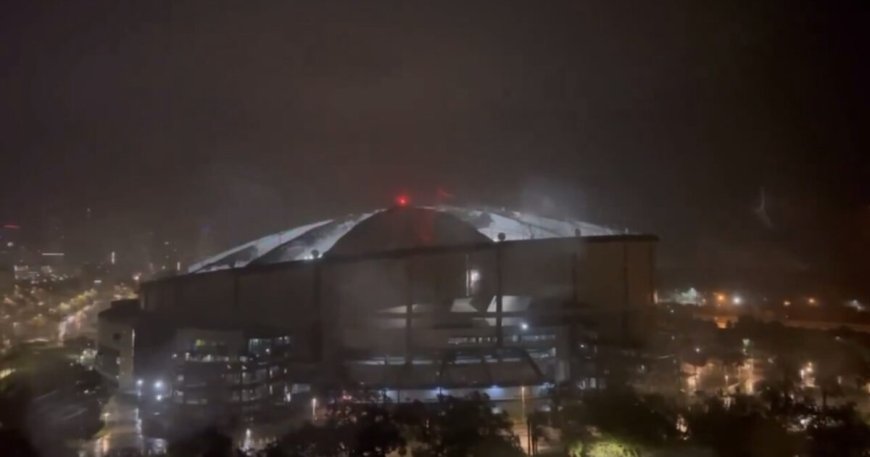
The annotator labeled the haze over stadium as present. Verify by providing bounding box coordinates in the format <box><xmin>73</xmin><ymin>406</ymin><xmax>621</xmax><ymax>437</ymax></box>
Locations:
<box><xmin>0</xmin><ymin>1</ymin><xmax>868</xmax><ymax>456</ymax></box>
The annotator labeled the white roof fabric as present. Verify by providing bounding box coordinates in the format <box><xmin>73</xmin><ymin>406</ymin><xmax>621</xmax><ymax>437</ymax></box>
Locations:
<box><xmin>189</xmin><ymin>206</ymin><xmax>620</xmax><ymax>274</ymax></box>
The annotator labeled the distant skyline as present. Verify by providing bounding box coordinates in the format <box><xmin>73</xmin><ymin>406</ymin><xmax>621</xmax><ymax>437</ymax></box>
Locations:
<box><xmin>1</xmin><ymin>1</ymin><xmax>867</xmax><ymax>296</ymax></box>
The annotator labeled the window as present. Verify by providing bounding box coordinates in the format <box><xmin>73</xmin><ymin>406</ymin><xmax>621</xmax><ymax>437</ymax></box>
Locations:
<box><xmin>242</xmin><ymin>370</ymin><xmax>265</xmax><ymax>384</ymax></box>
<box><xmin>242</xmin><ymin>388</ymin><xmax>261</xmax><ymax>401</ymax></box>
<box><xmin>523</xmin><ymin>334</ymin><xmax>556</xmax><ymax>342</ymax></box>
<box><xmin>291</xmin><ymin>384</ymin><xmax>311</xmax><ymax>394</ymax></box>
<box><xmin>247</xmin><ymin>338</ymin><xmax>272</xmax><ymax>357</ymax></box>
<box><xmin>274</xmin><ymin>335</ymin><xmax>292</xmax><ymax>346</ymax></box>
<box><xmin>447</xmin><ymin>336</ymin><xmax>498</xmax><ymax>346</ymax></box>
<box><xmin>190</xmin><ymin>339</ymin><xmax>228</xmax><ymax>358</ymax></box>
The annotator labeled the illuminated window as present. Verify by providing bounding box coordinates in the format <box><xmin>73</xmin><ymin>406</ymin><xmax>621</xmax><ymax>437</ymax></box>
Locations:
<box><xmin>247</xmin><ymin>338</ymin><xmax>272</xmax><ymax>356</ymax></box>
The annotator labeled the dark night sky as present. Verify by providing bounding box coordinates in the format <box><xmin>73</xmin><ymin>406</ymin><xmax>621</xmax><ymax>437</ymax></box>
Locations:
<box><xmin>1</xmin><ymin>1</ymin><xmax>868</xmax><ymax>295</ymax></box>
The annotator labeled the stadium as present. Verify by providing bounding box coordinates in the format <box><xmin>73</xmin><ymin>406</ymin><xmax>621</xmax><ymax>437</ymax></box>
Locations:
<box><xmin>97</xmin><ymin>203</ymin><xmax>657</xmax><ymax>422</ymax></box>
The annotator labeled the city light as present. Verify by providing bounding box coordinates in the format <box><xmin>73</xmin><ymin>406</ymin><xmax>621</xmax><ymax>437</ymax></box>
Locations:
<box><xmin>242</xmin><ymin>428</ymin><xmax>254</xmax><ymax>451</ymax></box>
<box><xmin>487</xmin><ymin>384</ymin><xmax>503</xmax><ymax>397</ymax></box>
<box><xmin>154</xmin><ymin>380</ymin><xmax>164</xmax><ymax>390</ymax></box>
<box><xmin>800</xmin><ymin>362</ymin><xmax>815</xmax><ymax>388</ymax></box>
<box><xmin>845</xmin><ymin>299</ymin><xmax>865</xmax><ymax>311</ymax></box>
<box><xmin>520</xmin><ymin>322</ymin><xmax>529</xmax><ymax>331</ymax></box>
<box><xmin>731</xmin><ymin>295</ymin><xmax>742</xmax><ymax>305</ymax></box>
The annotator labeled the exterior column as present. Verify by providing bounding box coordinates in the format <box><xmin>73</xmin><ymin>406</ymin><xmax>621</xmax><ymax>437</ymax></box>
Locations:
<box><xmin>496</xmin><ymin>232</ymin><xmax>505</xmax><ymax>348</ymax></box>
<box><xmin>404</xmin><ymin>259</ymin><xmax>413</xmax><ymax>364</ymax></box>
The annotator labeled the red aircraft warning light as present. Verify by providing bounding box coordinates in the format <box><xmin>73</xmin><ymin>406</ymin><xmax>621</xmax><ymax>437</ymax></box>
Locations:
<box><xmin>395</xmin><ymin>195</ymin><xmax>410</xmax><ymax>207</ymax></box>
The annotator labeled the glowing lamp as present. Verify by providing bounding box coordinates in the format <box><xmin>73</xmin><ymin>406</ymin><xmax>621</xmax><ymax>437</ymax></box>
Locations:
<box><xmin>395</xmin><ymin>195</ymin><xmax>410</xmax><ymax>207</ymax></box>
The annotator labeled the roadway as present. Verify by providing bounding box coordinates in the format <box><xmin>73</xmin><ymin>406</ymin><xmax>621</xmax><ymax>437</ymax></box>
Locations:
<box><xmin>81</xmin><ymin>394</ymin><xmax>168</xmax><ymax>457</ymax></box>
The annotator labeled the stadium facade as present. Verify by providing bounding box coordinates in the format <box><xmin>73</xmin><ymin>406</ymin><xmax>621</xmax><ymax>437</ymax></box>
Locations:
<box><xmin>97</xmin><ymin>205</ymin><xmax>657</xmax><ymax>423</ymax></box>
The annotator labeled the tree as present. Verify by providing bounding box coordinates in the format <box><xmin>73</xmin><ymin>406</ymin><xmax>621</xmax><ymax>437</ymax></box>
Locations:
<box><xmin>336</xmin><ymin>404</ymin><xmax>404</xmax><ymax>457</ymax></box>
<box><xmin>685</xmin><ymin>395</ymin><xmax>798</xmax><ymax>457</ymax></box>
<box><xmin>553</xmin><ymin>387</ymin><xmax>680</xmax><ymax>449</ymax></box>
<box><xmin>572</xmin><ymin>440</ymin><xmax>640</xmax><ymax>457</ymax></box>
<box><xmin>712</xmin><ymin>328</ymin><xmax>746</xmax><ymax>369</ymax></box>
<box><xmin>167</xmin><ymin>426</ymin><xmax>238</xmax><ymax>457</ymax></box>
<box><xmin>270</xmin><ymin>403</ymin><xmax>404</xmax><ymax>457</ymax></box>
<box><xmin>405</xmin><ymin>392</ymin><xmax>523</xmax><ymax>457</ymax></box>
<box><xmin>0</xmin><ymin>429</ymin><xmax>39</xmax><ymax>457</ymax></box>
<box><xmin>806</xmin><ymin>404</ymin><xmax>870</xmax><ymax>457</ymax></box>
<box><xmin>269</xmin><ymin>393</ymin><xmax>520</xmax><ymax>457</ymax></box>
<box><xmin>767</xmin><ymin>355</ymin><xmax>802</xmax><ymax>394</ymax></box>
<box><xmin>549</xmin><ymin>386</ymin><xmax>681</xmax><ymax>457</ymax></box>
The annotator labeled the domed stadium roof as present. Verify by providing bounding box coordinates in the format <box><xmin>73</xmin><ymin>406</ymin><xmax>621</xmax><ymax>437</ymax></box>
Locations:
<box><xmin>187</xmin><ymin>205</ymin><xmax>621</xmax><ymax>274</ymax></box>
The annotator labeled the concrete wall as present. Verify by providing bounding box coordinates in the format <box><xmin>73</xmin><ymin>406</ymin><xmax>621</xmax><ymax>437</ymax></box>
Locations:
<box><xmin>501</xmin><ymin>238</ymin><xmax>579</xmax><ymax>300</ymax></box>
<box><xmin>325</xmin><ymin>258</ymin><xmax>408</xmax><ymax>321</ymax></box>
<box><xmin>237</xmin><ymin>265</ymin><xmax>317</xmax><ymax>328</ymax></box>
<box><xmin>175</xmin><ymin>270</ymin><xmax>236</xmax><ymax>322</ymax></box>
<box><xmin>574</xmin><ymin>238</ymin><xmax>656</xmax><ymax>342</ymax></box>
<box><xmin>96</xmin><ymin>318</ymin><xmax>135</xmax><ymax>390</ymax></box>
<box><xmin>173</xmin><ymin>328</ymin><xmax>243</xmax><ymax>353</ymax></box>
<box><xmin>141</xmin><ymin>235</ymin><xmax>656</xmax><ymax>349</ymax></box>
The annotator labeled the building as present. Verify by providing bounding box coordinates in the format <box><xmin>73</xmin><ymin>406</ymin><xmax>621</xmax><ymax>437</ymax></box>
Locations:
<box><xmin>95</xmin><ymin>299</ymin><xmax>139</xmax><ymax>389</ymax></box>
<box><xmin>0</xmin><ymin>223</ymin><xmax>23</xmax><ymax>268</ymax></box>
<box><xmin>97</xmin><ymin>205</ymin><xmax>656</xmax><ymax>424</ymax></box>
